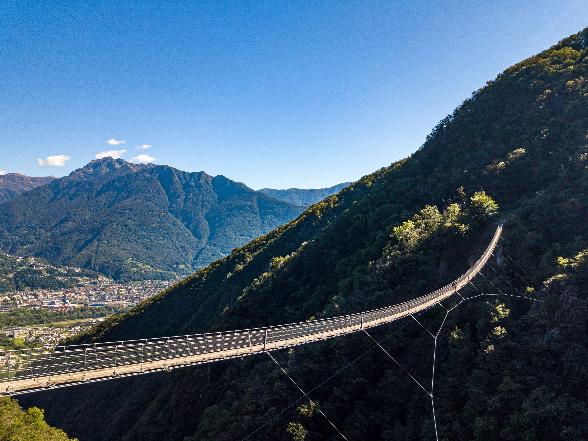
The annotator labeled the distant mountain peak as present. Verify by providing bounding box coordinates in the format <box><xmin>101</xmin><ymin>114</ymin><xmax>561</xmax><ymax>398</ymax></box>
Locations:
<box><xmin>259</xmin><ymin>182</ymin><xmax>351</xmax><ymax>206</ymax></box>
<box><xmin>0</xmin><ymin>172</ymin><xmax>55</xmax><ymax>188</ymax></box>
<box><xmin>0</xmin><ymin>173</ymin><xmax>55</xmax><ymax>203</ymax></box>
<box><xmin>0</xmin><ymin>159</ymin><xmax>305</xmax><ymax>280</ymax></box>
<box><xmin>67</xmin><ymin>157</ymin><xmax>152</xmax><ymax>182</ymax></box>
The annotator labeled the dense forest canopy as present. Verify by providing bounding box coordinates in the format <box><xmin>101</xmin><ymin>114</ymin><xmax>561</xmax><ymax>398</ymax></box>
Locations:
<box><xmin>22</xmin><ymin>29</ymin><xmax>588</xmax><ymax>441</ymax></box>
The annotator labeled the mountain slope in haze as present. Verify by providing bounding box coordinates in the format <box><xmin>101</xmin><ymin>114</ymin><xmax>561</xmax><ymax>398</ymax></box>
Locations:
<box><xmin>259</xmin><ymin>182</ymin><xmax>351</xmax><ymax>206</ymax></box>
<box><xmin>0</xmin><ymin>173</ymin><xmax>54</xmax><ymax>204</ymax></box>
<box><xmin>0</xmin><ymin>158</ymin><xmax>304</xmax><ymax>281</ymax></box>
<box><xmin>24</xmin><ymin>29</ymin><xmax>588</xmax><ymax>441</ymax></box>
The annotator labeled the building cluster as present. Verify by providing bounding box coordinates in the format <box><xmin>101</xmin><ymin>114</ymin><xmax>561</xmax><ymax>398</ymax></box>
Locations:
<box><xmin>0</xmin><ymin>279</ymin><xmax>170</xmax><ymax>348</ymax></box>
<box><xmin>0</xmin><ymin>279</ymin><xmax>170</xmax><ymax>311</ymax></box>
<box><xmin>3</xmin><ymin>318</ymin><xmax>106</xmax><ymax>347</ymax></box>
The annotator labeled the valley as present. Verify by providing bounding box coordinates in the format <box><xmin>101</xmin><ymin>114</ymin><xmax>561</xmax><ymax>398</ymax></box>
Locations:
<box><xmin>1</xmin><ymin>4</ymin><xmax>587</xmax><ymax>440</ymax></box>
<box><xmin>0</xmin><ymin>159</ymin><xmax>346</xmax><ymax>281</ymax></box>
<box><xmin>12</xmin><ymin>27</ymin><xmax>588</xmax><ymax>441</ymax></box>
<box><xmin>0</xmin><ymin>169</ymin><xmax>343</xmax><ymax>363</ymax></box>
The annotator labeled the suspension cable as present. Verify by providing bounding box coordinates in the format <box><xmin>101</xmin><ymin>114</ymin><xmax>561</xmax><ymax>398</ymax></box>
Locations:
<box><xmin>501</xmin><ymin>252</ymin><xmax>532</xmax><ymax>279</ymax></box>
<box><xmin>468</xmin><ymin>280</ymin><xmax>482</xmax><ymax>294</ymax></box>
<box><xmin>469</xmin><ymin>277</ymin><xmax>538</xmax><ymax>302</ymax></box>
<box><xmin>367</xmin><ymin>263</ymin><xmax>540</xmax><ymax>441</ymax></box>
<box><xmin>501</xmin><ymin>252</ymin><xmax>534</xmax><ymax>286</ymax></box>
<box><xmin>436</xmin><ymin>302</ymin><xmax>449</xmax><ymax>312</ymax></box>
<box><xmin>362</xmin><ymin>329</ymin><xmax>431</xmax><ymax>396</ymax></box>
<box><xmin>479</xmin><ymin>270</ymin><xmax>542</xmax><ymax>302</ymax></box>
<box><xmin>241</xmin><ymin>316</ymin><xmax>415</xmax><ymax>441</ymax></box>
<box><xmin>487</xmin><ymin>262</ymin><xmax>528</xmax><ymax>298</ymax></box>
<box><xmin>478</xmin><ymin>270</ymin><xmax>507</xmax><ymax>296</ymax></box>
<box><xmin>430</xmin><ymin>333</ymin><xmax>440</xmax><ymax>441</ymax></box>
<box><xmin>410</xmin><ymin>315</ymin><xmax>435</xmax><ymax>339</ymax></box>
<box><xmin>266</xmin><ymin>352</ymin><xmax>349</xmax><ymax>441</ymax></box>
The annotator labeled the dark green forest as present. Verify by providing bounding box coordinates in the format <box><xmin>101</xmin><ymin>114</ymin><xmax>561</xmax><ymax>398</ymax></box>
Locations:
<box><xmin>22</xmin><ymin>29</ymin><xmax>588</xmax><ymax>440</ymax></box>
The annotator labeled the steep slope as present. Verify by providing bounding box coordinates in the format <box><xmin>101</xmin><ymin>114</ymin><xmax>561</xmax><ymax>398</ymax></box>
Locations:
<box><xmin>0</xmin><ymin>173</ymin><xmax>54</xmax><ymax>204</ymax></box>
<box><xmin>23</xmin><ymin>29</ymin><xmax>588</xmax><ymax>441</ymax></box>
<box><xmin>0</xmin><ymin>159</ymin><xmax>303</xmax><ymax>281</ymax></box>
<box><xmin>259</xmin><ymin>182</ymin><xmax>351</xmax><ymax>207</ymax></box>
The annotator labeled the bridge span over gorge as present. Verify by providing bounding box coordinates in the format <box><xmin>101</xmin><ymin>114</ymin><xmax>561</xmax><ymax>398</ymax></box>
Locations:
<box><xmin>1</xmin><ymin>224</ymin><xmax>503</xmax><ymax>396</ymax></box>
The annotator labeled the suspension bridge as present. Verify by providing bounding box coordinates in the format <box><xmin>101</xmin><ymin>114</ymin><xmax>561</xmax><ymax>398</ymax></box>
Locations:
<box><xmin>0</xmin><ymin>224</ymin><xmax>503</xmax><ymax>396</ymax></box>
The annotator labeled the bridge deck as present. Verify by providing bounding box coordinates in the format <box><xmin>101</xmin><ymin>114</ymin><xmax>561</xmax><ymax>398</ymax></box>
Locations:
<box><xmin>1</xmin><ymin>225</ymin><xmax>502</xmax><ymax>395</ymax></box>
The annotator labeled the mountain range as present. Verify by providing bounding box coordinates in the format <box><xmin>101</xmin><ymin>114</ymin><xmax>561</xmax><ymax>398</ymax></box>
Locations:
<box><xmin>0</xmin><ymin>159</ymin><xmax>302</xmax><ymax>280</ymax></box>
<box><xmin>0</xmin><ymin>173</ymin><xmax>54</xmax><ymax>204</ymax></box>
<box><xmin>259</xmin><ymin>182</ymin><xmax>351</xmax><ymax>206</ymax></box>
<box><xmin>0</xmin><ymin>159</ymin><xmax>347</xmax><ymax>281</ymax></box>
<box><xmin>22</xmin><ymin>29</ymin><xmax>588</xmax><ymax>441</ymax></box>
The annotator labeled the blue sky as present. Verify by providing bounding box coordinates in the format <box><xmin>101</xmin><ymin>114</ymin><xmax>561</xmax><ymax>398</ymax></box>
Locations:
<box><xmin>1</xmin><ymin>1</ymin><xmax>587</xmax><ymax>189</ymax></box>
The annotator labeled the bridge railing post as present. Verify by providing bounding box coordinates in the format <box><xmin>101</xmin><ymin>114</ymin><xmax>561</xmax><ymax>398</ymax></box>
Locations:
<box><xmin>2</xmin><ymin>225</ymin><xmax>500</xmax><ymax>393</ymax></box>
<box><xmin>5</xmin><ymin>351</ymin><xmax>10</xmax><ymax>382</ymax></box>
<box><xmin>24</xmin><ymin>350</ymin><xmax>31</xmax><ymax>379</ymax></box>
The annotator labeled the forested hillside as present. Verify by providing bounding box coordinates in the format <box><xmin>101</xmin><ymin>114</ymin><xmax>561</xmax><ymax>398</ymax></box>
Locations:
<box><xmin>23</xmin><ymin>29</ymin><xmax>588</xmax><ymax>440</ymax></box>
<box><xmin>0</xmin><ymin>158</ymin><xmax>303</xmax><ymax>281</ymax></box>
<box><xmin>259</xmin><ymin>182</ymin><xmax>351</xmax><ymax>207</ymax></box>
<box><xmin>0</xmin><ymin>253</ymin><xmax>102</xmax><ymax>293</ymax></box>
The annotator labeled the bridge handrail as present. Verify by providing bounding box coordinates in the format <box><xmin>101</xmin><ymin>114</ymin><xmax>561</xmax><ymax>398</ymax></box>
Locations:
<box><xmin>0</xmin><ymin>224</ymin><xmax>502</xmax><ymax>388</ymax></box>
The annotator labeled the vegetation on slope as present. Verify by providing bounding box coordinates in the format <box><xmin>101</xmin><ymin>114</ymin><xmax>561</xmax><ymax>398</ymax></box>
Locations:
<box><xmin>0</xmin><ymin>158</ymin><xmax>303</xmax><ymax>281</ymax></box>
<box><xmin>22</xmin><ymin>29</ymin><xmax>588</xmax><ymax>441</ymax></box>
<box><xmin>0</xmin><ymin>307</ymin><xmax>122</xmax><ymax>330</ymax></box>
<box><xmin>0</xmin><ymin>253</ymin><xmax>102</xmax><ymax>293</ymax></box>
<box><xmin>0</xmin><ymin>397</ymin><xmax>74</xmax><ymax>441</ymax></box>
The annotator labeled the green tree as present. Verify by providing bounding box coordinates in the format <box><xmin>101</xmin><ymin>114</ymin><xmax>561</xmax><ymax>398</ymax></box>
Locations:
<box><xmin>0</xmin><ymin>397</ymin><xmax>75</xmax><ymax>440</ymax></box>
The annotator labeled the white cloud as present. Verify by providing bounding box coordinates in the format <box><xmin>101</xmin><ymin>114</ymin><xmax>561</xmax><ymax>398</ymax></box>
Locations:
<box><xmin>137</xmin><ymin>144</ymin><xmax>152</xmax><ymax>150</ymax></box>
<box><xmin>131</xmin><ymin>154</ymin><xmax>155</xmax><ymax>164</ymax></box>
<box><xmin>37</xmin><ymin>155</ymin><xmax>71</xmax><ymax>167</ymax></box>
<box><xmin>106</xmin><ymin>138</ymin><xmax>126</xmax><ymax>146</ymax></box>
<box><xmin>0</xmin><ymin>170</ymin><xmax>6</xmax><ymax>175</ymax></box>
<box><xmin>95</xmin><ymin>149</ymin><xmax>127</xmax><ymax>159</ymax></box>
